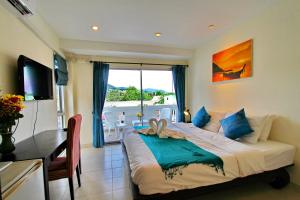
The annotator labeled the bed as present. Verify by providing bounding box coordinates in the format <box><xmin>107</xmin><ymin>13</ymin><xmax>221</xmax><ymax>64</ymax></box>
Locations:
<box><xmin>122</xmin><ymin>122</ymin><xmax>296</xmax><ymax>200</ymax></box>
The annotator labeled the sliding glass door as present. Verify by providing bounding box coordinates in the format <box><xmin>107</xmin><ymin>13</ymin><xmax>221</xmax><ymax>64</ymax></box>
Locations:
<box><xmin>104</xmin><ymin>69</ymin><xmax>141</xmax><ymax>142</ymax></box>
<box><xmin>141</xmin><ymin>70</ymin><xmax>176</xmax><ymax>122</ymax></box>
<box><xmin>103</xmin><ymin>69</ymin><xmax>177</xmax><ymax>143</ymax></box>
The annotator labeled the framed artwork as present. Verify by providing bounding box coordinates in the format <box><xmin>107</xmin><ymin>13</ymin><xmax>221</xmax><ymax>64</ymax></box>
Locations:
<box><xmin>212</xmin><ymin>39</ymin><xmax>252</xmax><ymax>82</ymax></box>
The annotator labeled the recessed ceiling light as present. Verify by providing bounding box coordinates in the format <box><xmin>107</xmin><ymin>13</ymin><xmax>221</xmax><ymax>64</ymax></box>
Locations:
<box><xmin>91</xmin><ymin>25</ymin><xmax>99</xmax><ymax>31</ymax></box>
<box><xmin>155</xmin><ymin>32</ymin><xmax>162</xmax><ymax>37</ymax></box>
<box><xmin>208</xmin><ymin>24</ymin><xmax>216</xmax><ymax>30</ymax></box>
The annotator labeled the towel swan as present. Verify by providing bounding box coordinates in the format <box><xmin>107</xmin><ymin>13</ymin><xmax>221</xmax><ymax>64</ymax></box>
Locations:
<box><xmin>140</xmin><ymin>118</ymin><xmax>185</xmax><ymax>139</ymax></box>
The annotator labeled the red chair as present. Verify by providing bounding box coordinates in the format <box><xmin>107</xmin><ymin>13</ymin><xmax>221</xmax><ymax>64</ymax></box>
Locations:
<box><xmin>48</xmin><ymin>114</ymin><xmax>82</xmax><ymax>200</ymax></box>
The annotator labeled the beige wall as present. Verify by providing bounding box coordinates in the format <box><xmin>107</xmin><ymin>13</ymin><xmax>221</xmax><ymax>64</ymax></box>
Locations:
<box><xmin>0</xmin><ymin>4</ymin><xmax>59</xmax><ymax>142</ymax></box>
<box><xmin>67</xmin><ymin>56</ymin><xmax>188</xmax><ymax>145</ymax></box>
<box><xmin>188</xmin><ymin>0</ymin><xmax>300</xmax><ymax>184</ymax></box>
<box><xmin>68</xmin><ymin>60</ymin><xmax>93</xmax><ymax>145</ymax></box>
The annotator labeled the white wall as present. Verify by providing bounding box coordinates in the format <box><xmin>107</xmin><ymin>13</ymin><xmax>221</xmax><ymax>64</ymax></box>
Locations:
<box><xmin>0</xmin><ymin>4</ymin><xmax>59</xmax><ymax>142</ymax></box>
<box><xmin>188</xmin><ymin>0</ymin><xmax>300</xmax><ymax>184</ymax></box>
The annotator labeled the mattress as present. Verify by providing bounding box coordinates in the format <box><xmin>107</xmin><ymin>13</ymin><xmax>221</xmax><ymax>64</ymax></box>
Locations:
<box><xmin>241</xmin><ymin>140</ymin><xmax>296</xmax><ymax>171</ymax></box>
<box><xmin>123</xmin><ymin>123</ymin><xmax>277</xmax><ymax>195</ymax></box>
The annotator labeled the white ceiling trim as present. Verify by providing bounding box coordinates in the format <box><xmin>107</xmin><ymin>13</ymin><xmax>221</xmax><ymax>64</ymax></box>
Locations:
<box><xmin>60</xmin><ymin>39</ymin><xmax>194</xmax><ymax>60</ymax></box>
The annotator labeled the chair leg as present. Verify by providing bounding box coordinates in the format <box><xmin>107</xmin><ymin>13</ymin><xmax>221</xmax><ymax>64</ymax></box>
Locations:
<box><xmin>116</xmin><ymin>127</ymin><xmax>120</xmax><ymax>139</ymax></box>
<box><xmin>68</xmin><ymin>177</ymin><xmax>74</xmax><ymax>200</ymax></box>
<box><xmin>79</xmin><ymin>141</ymin><xmax>82</xmax><ymax>174</ymax></box>
<box><xmin>79</xmin><ymin>158</ymin><xmax>82</xmax><ymax>174</ymax></box>
<box><xmin>76</xmin><ymin>165</ymin><xmax>81</xmax><ymax>187</ymax></box>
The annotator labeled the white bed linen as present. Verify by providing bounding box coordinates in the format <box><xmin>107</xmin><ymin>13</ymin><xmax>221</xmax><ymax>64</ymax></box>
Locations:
<box><xmin>240</xmin><ymin>140</ymin><xmax>296</xmax><ymax>171</ymax></box>
<box><xmin>123</xmin><ymin>123</ymin><xmax>266</xmax><ymax>195</ymax></box>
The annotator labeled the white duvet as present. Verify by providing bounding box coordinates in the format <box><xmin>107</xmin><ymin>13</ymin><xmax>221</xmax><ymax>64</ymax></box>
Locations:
<box><xmin>123</xmin><ymin>123</ymin><xmax>266</xmax><ymax>195</ymax></box>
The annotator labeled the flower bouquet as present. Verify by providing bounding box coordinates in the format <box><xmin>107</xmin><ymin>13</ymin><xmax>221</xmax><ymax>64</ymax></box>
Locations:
<box><xmin>0</xmin><ymin>94</ymin><xmax>24</xmax><ymax>153</ymax></box>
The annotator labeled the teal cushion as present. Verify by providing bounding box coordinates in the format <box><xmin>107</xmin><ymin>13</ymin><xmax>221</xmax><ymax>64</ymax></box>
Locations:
<box><xmin>192</xmin><ymin>106</ymin><xmax>211</xmax><ymax>128</ymax></box>
<box><xmin>220</xmin><ymin>109</ymin><xmax>253</xmax><ymax>139</ymax></box>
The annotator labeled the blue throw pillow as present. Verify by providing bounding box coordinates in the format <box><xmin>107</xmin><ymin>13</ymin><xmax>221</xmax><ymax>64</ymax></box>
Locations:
<box><xmin>192</xmin><ymin>106</ymin><xmax>211</xmax><ymax>128</ymax></box>
<box><xmin>220</xmin><ymin>109</ymin><xmax>253</xmax><ymax>140</ymax></box>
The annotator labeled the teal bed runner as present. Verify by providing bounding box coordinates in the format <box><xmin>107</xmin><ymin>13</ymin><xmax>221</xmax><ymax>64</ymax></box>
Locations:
<box><xmin>138</xmin><ymin>130</ymin><xmax>225</xmax><ymax>179</ymax></box>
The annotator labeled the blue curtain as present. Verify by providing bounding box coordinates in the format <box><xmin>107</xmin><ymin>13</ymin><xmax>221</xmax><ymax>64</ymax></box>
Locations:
<box><xmin>172</xmin><ymin>65</ymin><xmax>185</xmax><ymax>122</ymax></box>
<box><xmin>54</xmin><ymin>54</ymin><xmax>68</xmax><ymax>85</ymax></box>
<box><xmin>93</xmin><ymin>62</ymin><xmax>109</xmax><ymax>148</ymax></box>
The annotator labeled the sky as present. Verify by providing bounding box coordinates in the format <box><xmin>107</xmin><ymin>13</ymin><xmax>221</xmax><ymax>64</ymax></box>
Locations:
<box><xmin>108</xmin><ymin>70</ymin><xmax>174</xmax><ymax>92</ymax></box>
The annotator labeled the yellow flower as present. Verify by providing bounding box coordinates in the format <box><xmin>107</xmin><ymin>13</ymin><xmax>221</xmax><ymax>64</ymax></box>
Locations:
<box><xmin>136</xmin><ymin>112</ymin><xmax>143</xmax><ymax>117</ymax></box>
<box><xmin>0</xmin><ymin>93</ymin><xmax>25</xmax><ymax>117</ymax></box>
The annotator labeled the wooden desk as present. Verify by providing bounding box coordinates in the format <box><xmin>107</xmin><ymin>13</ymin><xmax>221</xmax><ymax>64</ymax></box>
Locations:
<box><xmin>0</xmin><ymin>130</ymin><xmax>67</xmax><ymax>200</ymax></box>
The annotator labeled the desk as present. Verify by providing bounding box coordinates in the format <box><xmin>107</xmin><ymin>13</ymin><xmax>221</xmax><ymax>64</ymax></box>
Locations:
<box><xmin>0</xmin><ymin>130</ymin><xmax>67</xmax><ymax>200</ymax></box>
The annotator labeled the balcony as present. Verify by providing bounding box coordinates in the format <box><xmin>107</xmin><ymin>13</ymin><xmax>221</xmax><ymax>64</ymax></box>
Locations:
<box><xmin>103</xmin><ymin>104</ymin><xmax>177</xmax><ymax>143</ymax></box>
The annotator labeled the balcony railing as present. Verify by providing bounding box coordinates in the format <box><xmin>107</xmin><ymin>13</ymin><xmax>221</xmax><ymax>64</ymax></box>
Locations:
<box><xmin>103</xmin><ymin>104</ymin><xmax>177</xmax><ymax>142</ymax></box>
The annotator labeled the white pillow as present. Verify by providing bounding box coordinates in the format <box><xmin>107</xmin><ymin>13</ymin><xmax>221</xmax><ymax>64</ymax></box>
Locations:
<box><xmin>240</xmin><ymin>115</ymin><xmax>267</xmax><ymax>144</ymax></box>
<box><xmin>218</xmin><ymin>112</ymin><xmax>268</xmax><ymax>144</ymax></box>
<box><xmin>259</xmin><ymin>115</ymin><xmax>275</xmax><ymax>141</ymax></box>
<box><xmin>203</xmin><ymin>111</ymin><xmax>226</xmax><ymax>133</ymax></box>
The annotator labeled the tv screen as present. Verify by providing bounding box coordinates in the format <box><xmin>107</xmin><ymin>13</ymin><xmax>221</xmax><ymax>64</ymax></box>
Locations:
<box><xmin>18</xmin><ymin>55</ymin><xmax>53</xmax><ymax>101</ymax></box>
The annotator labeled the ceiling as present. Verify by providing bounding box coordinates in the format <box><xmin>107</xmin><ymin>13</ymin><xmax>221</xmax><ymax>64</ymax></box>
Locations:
<box><xmin>36</xmin><ymin>0</ymin><xmax>278</xmax><ymax>58</ymax></box>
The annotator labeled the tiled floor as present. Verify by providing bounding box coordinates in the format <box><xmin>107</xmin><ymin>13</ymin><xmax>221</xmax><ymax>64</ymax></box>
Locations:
<box><xmin>49</xmin><ymin>144</ymin><xmax>131</xmax><ymax>200</ymax></box>
<box><xmin>49</xmin><ymin>144</ymin><xmax>300</xmax><ymax>200</ymax></box>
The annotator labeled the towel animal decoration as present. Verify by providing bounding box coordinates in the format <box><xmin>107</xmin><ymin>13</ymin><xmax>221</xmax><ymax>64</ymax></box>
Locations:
<box><xmin>138</xmin><ymin>118</ymin><xmax>185</xmax><ymax>139</ymax></box>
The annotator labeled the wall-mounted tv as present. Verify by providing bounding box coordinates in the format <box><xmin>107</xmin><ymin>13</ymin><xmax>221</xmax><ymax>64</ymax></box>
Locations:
<box><xmin>18</xmin><ymin>55</ymin><xmax>53</xmax><ymax>101</ymax></box>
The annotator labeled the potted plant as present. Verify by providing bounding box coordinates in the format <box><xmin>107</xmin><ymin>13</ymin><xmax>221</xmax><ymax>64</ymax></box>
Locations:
<box><xmin>0</xmin><ymin>93</ymin><xmax>24</xmax><ymax>154</ymax></box>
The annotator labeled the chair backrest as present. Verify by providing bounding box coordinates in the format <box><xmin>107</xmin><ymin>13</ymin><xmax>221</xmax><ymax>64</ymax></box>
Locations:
<box><xmin>160</xmin><ymin>108</ymin><xmax>172</xmax><ymax>122</ymax></box>
<box><xmin>66</xmin><ymin>114</ymin><xmax>82</xmax><ymax>176</ymax></box>
<box><xmin>103</xmin><ymin>111</ymin><xmax>117</xmax><ymax>126</ymax></box>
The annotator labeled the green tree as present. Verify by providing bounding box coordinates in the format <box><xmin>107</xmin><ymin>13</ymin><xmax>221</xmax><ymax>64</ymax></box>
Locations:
<box><xmin>155</xmin><ymin>96</ymin><xmax>165</xmax><ymax>105</ymax></box>
<box><xmin>122</xmin><ymin>86</ymin><xmax>141</xmax><ymax>101</ymax></box>
<box><xmin>106</xmin><ymin>90</ymin><xmax>123</xmax><ymax>101</ymax></box>
<box><xmin>143</xmin><ymin>92</ymin><xmax>153</xmax><ymax>100</ymax></box>
<box><xmin>155</xmin><ymin>90</ymin><xmax>163</xmax><ymax>96</ymax></box>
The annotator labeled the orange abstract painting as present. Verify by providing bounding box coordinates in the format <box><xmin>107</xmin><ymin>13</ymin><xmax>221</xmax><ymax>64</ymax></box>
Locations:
<box><xmin>212</xmin><ymin>39</ymin><xmax>252</xmax><ymax>82</ymax></box>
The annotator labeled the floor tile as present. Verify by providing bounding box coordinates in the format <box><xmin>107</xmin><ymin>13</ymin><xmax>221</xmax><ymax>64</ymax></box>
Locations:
<box><xmin>111</xmin><ymin>154</ymin><xmax>123</xmax><ymax>161</ymax></box>
<box><xmin>83</xmin><ymin>169</ymin><xmax>113</xmax><ymax>181</ymax></box>
<box><xmin>112</xmin><ymin>167</ymin><xmax>127</xmax><ymax>178</ymax></box>
<box><xmin>75</xmin><ymin>179</ymin><xmax>112</xmax><ymax>197</ymax></box>
<box><xmin>112</xmin><ymin>188</ymin><xmax>132</xmax><ymax>200</ymax></box>
<box><xmin>113</xmin><ymin>177</ymin><xmax>130</xmax><ymax>190</ymax></box>
<box><xmin>112</xmin><ymin>160</ymin><xmax>124</xmax><ymax>168</ymax></box>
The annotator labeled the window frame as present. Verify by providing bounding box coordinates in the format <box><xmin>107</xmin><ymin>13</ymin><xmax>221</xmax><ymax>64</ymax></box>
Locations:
<box><xmin>56</xmin><ymin>85</ymin><xmax>65</xmax><ymax>129</ymax></box>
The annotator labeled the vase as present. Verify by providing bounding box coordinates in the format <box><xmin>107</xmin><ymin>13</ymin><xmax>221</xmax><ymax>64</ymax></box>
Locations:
<box><xmin>0</xmin><ymin>132</ymin><xmax>15</xmax><ymax>154</ymax></box>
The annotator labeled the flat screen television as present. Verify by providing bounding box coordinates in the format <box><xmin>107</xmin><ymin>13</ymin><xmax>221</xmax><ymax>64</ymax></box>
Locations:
<box><xmin>18</xmin><ymin>55</ymin><xmax>53</xmax><ymax>101</ymax></box>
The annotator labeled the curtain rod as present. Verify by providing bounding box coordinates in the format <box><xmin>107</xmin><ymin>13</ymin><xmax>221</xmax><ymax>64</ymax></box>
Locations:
<box><xmin>89</xmin><ymin>60</ymin><xmax>188</xmax><ymax>67</ymax></box>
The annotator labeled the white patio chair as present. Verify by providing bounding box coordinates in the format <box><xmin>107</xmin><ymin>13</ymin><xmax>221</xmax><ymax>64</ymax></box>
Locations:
<box><xmin>103</xmin><ymin>111</ymin><xmax>117</xmax><ymax>136</ymax></box>
<box><xmin>103</xmin><ymin>111</ymin><xmax>127</xmax><ymax>140</ymax></box>
<box><xmin>159</xmin><ymin>108</ymin><xmax>172</xmax><ymax>122</ymax></box>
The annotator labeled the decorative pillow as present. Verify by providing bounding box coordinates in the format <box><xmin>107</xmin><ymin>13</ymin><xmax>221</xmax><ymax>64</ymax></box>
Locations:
<box><xmin>240</xmin><ymin>115</ymin><xmax>267</xmax><ymax>143</ymax></box>
<box><xmin>220</xmin><ymin>109</ymin><xmax>253</xmax><ymax>140</ymax></box>
<box><xmin>259</xmin><ymin>115</ymin><xmax>275</xmax><ymax>141</ymax></box>
<box><xmin>203</xmin><ymin>111</ymin><xmax>226</xmax><ymax>133</ymax></box>
<box><xmin>192</xmin><ymin>106</ymin><xmax>211</xmax><ymax>128</ymax></box>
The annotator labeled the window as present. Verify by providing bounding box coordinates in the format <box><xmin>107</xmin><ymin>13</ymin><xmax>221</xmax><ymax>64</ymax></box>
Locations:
<box><xmin>56</xmin><ymin>85</ymin><xmax>65</xmax><ymax>129</ymax></box>
<box><xmin>103</xmin><ymin>69</ymin><xmax>177</xmax><ymax>142</ymax></box>
<box><xmin>141</xmin><ymin>70</ymin><xmax>176</xmax><ymax>122</ymax></box>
